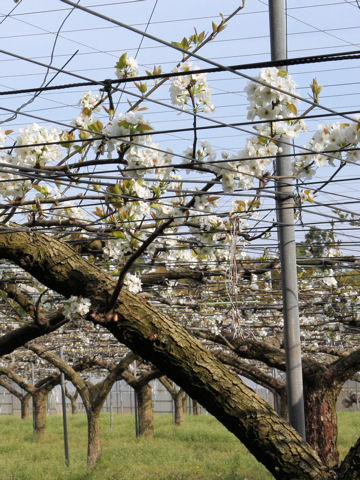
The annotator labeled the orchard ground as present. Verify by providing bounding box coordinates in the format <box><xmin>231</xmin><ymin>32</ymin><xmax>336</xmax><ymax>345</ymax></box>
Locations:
<box><xmin>0</xmin><ymin>411</ymin><xmax>359</xmax><ymax>480</ymax></box>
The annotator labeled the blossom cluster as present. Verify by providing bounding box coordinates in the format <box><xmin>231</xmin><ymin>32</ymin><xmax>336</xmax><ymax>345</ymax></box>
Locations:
<box><xmin>245</xmin><ymin>68</ymin><xmax>300</xmax><ymax>125</ymax></box>
<box><xmin>124</xmin><ymin>272</ymin><xmax>142</xmax><ymax>294</ymax></box>
<box><xmin>295</xmin><ymin>120</ymin><xmax>360</xmax><ymax>178</ymax></box>
<box><xmin>0</xmin><ymin>124</ymin><xmax>62</xmax><ymax>199</ymax></box>
<box><xmin>102</xmin><ymin>111</ymin><xmax>151</xmax><ymax>155</ymax></box>
<box><xmin>63</xmin><ymin>296</ymin><xmax>91</xmax><ymax>320</ymax></box>
<box><xmin>74</xmin><ymin>91</ymin><xmax>101</xmax><ymax>129</ymax></box>
<box><xmin>115</xmin><ymin>53</ymin><xmax>139</xmax><ymax>79</ymax></box>
<box><xmin>170</xmin><ymin>62</ymin><xmax>214</xmax><ymax>113</ymax></box>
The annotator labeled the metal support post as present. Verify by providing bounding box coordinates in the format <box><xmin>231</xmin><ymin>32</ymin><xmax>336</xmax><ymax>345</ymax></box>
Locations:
<box><xmin>269</xmin><ymin>0</ymin><xmax>306</xmax><ymax>439</ymax></box>
<box><xmin>31</xmin><ymin>363</ymin><xmax>35</xmax><ymax>430</ymax></box>
<box><xmin>59</xmin><ymin>347</ymin><xmax>70</xmax><ymax>466</ymax></box>
<box><xmin>109</xmin><ymin>387</ymin><xmax>113</xmax><ymax>430</ymax></box>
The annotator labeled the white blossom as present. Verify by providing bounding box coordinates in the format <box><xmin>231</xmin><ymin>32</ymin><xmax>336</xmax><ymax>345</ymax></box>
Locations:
<box><xmin>115</xmin><ymin>54</ymin><xmax>138</xmax><ymax>79</ymax></box>
<box><xmin>170</xmin><ymin>62</ymin><xmax>214</xmax><ymax>113</ymax></box>
<box><xmin>63</xmin><ymin>296</ymin><xmax>91</xmax><ymax>320</ymax></box>
<box><xmin>124</xmin><ymin>272</ymin><xmax>142</xmax><ymax>294</ymax></box>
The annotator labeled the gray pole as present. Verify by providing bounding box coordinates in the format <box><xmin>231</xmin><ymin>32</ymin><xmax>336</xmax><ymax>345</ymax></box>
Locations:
<box><xmin>109</xmin><ymin>387</ymin><xmax>113</xmax><ymax>430</ymax></box>
<box><xmin>269</xmin><ymin>0</ymin><xmax>306</xmax><ymax>439</ymax></box>
<box><xmin>31</xmin><ymin>363</ymin><xmax>35</xmax><ymax>430</ymax></box>
<box><xmin>133</xmin><ymin>361</ymin><xmax>139</xmax><ymax>437</ymax></box>
<box><xmin>59</xmin><ymin>347</ymin><xmax>70</xmax><ymax>466</ymax></box>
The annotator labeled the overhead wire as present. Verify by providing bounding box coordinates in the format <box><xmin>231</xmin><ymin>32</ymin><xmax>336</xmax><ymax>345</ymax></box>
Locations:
<box><xmin>59</xmin><ymin>0</ymin><xmax>360</xmax><ymax>127</ymax></box>
<box><xmin>3</xmin><ymin>15</ymin><xmax>354</xmax><ymax>182</ymax></box>
<box><xmin>1</xmin><ymin>49</ymin><xmax>360</xmax><ymax>98</ymax></box>
<box><xmin>0</xmin><ymin>0</ymin><xmax>358</xmax><ymax>268</ymax></box>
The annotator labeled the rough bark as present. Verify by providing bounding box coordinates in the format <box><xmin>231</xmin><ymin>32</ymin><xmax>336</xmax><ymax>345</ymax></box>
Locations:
<box><xmin>192</xmin><ymin>399</ymin><xmax>201</xmax><ymax>415</ymax></box>
<box><xmin>121</xmin><ymin>367</ymin><xmax>158</xmax><ymax>438</ymax></box>
<box><xmin>304</xmin><ymin>381</ymin><xmax>342</xmax><ymax>468</ymax></box>
<box><xmin>65</xmin><ymin>388</ymin><xmax>79</xmax><ymax>414</ymax></box>
<box><xmin>0</xmin><ymin>317</ymin><xmax>67</xmax><ymax>356</ymax></box>
<box><xmin>70</xmin><ymin>396</ymin><xmax>78</xmax><ymax>414</ymax></box>
<box><xmin>174</xmin><ymin>392</ymin><xmax>185</xmax><ymax>426</ymax></box>
<box><xmin>160</xmin><ymin>378</ymin><xmax>186</xmax><ymax>426</ymax></box>
<box><xmin>207</xmin><ymin>330</ymin><xmax>360</xmax><ymax>466</ymax></box>
<box><xmin>135</xmin><ymin>384</ymin><xmax>154</xmax><ymax>437</ymax></box>
<box><xmin>0</xmin><ymin>229</ymin><xmax>335</xmax><ymax>480</ymax></box>
<box><xmin>87</xmin><ymin>409</ymin><xmax>101</xmax><ymax>468</ymax></box>
<box><xmin>21</xmin><ymin>394</ymin><xmax>31</xmax><ymax>419</ymax></box>
<box><xmin>182</xmin><ymin>392</ymin><xmax>188</xmax><ymax>414</ymax></box>
<box><xmin>279</xmin><ymin>392</ymin><xmax>288</xmax><ymax>420</ymax></box>
<box><xmin>337</xmin><ymin>436</ymin><xmax>360</xmax><ymax>480</ymax></box>
<box><xmin>33</xmin><ymin>390</ymin><xmax>48</xmax><ymax>438</ymax></box>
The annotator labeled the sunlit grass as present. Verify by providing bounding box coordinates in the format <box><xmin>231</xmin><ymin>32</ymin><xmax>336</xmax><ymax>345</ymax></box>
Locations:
<box><xmin>337</xmin><ymin>410</ymin><xmax>360</xmax><ymax>460</ymax></box>
<box><xmin>0</xmin><ymin>411</ymin><xmax>358</xmax><ymax>479</ymax></box>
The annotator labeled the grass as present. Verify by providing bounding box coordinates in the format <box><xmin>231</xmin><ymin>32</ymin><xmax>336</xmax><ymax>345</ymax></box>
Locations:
<box><xmin>0</xmin><ymin>411</ymin><xmax>359</xmax><ymax>480</ymax></box>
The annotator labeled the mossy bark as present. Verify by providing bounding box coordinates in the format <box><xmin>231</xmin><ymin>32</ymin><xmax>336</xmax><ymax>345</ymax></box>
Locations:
<box><xmin>0</xmin><ymin>230</ymin><xmax>336</xmax><ymax>480</ymax></box>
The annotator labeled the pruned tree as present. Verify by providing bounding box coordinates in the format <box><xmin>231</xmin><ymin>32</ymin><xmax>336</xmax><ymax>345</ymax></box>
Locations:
<box><xmin>0</xmin><ymin>376</ymin><xmax>31</xmax><ymax>419</ymax></box>
<box><xmin>0</xmin><ymin>229</ymin><xmax>355</xmax><ymax>480</ymax></box>
<box><xmin>28</xmin><ymin>343</ymin><xmax>135</xmax><ymax>467</ymax></box>
<box><xmin>160</xmin><ymin>377</ymin><xmax>187</xmax><ymax>426</ymax></box>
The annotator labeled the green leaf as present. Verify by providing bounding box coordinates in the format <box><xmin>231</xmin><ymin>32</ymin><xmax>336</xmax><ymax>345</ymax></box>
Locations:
<box><xmin>277</xmin><ymin>70</ymin><xmax>288</xmax><ymax>78</ymax></box>
<box><xmin>110</xmin><ymin>231</ymin><xmax>127</xmax><ymax>239</ymax></box>
<box><xmin>88</xmin><ymin>120</ymin><xmax>104</xmax><ymax>133</ymax></box>
<box><xmin>287</xmin><ymin>103</ymin><xmax>298</xmax><ymax>116</ymax></box>
<box><xmin>135</xmin><ymin>82</ymin><xmax>148</xmax><ymax>94</ymax></box>
<box><xmin>115</xmin><ymin>52</ymin><xmax>128</xmax><ymax>70</ymax></box>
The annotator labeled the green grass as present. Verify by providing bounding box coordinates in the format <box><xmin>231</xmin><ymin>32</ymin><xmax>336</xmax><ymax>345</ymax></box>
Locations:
<box><xmin>0</xmin><ymin>411</ymin><xmax>359</xmax><ymax>480</ymax></box>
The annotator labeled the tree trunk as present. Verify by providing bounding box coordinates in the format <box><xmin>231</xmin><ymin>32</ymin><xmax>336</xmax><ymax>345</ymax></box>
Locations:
<box><xmin>174</xmin><ymin>393</ymin><xmax>184</xmax><ymax>426</ymax></box>
<box><xmin>192</xmin><ymin>399</ymin><xmax>201</xmax><ymax>415</ymax></box>
<box><xmin>70</xmin><ymin>396</ymin><xmax>78</xmax><ymax>414</ymax></box>
<box><xmin>0</xmin><ymin>230</ymin><xmax>336</xmax><ymax>480</ymax></box>
<box><xmin>21</xmin><ymin>394</ymin><xmax>31</xmax><ymax>419</ymax></box>
<box><xmin>33</xmin><ymin>391</ymin><xmax>48</xmax><ymax>438</ymax></box>
<box><xmin>305</xmin><ymin>384</ymin><xmax>340</xmax><ymax>468</ymax></box>
<box><xmin>182</xmin><ymin>393</ymin><xmax>188</xmax><ymax>414</ymax></box>
<box><xmin>135</xmin><ymin>384</ymin><xmax>154</xmax><ymax>437</ymax></box>
<box><xmin>279</xmin><ymin>392</ymin><xmax>288</xmax><ymax>420</ymax></box>
<box><xmin>87</xmin><ymin>410</ymin><xmax>101</xmax><ymax>468</ymax></box>
<box><xmin>338</xmin><ymin>436</ymin><xmax>360</xmax><ymax>480</ymax></box>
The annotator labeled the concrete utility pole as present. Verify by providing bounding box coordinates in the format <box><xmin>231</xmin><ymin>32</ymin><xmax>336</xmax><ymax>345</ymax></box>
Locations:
<box><xmin>268</xmin><ymin>0</ymin><xmax>306</xmax><ymax>439</ymax></box>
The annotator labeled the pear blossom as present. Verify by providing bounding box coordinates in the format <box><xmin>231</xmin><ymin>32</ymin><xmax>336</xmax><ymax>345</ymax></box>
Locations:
<box><xmin>115</xmin><ymin>54</ymin><xmax>139</xmax><ymax>79</ymax></box>
<box><xmin>170</xmin><ymin>62</ymin><xmax>214</xmax><ymax>113</ymax></box>
<box><xmin>63</xmin><ymin>296</ymin><xmax>91</xmax><ymax>320</ymax></box>
<box><xmin>124</xmin><ymin>272</ymin><xmax>142</xmax><ymax>293</ymax></box>
<box><xmin>16</xmin><ymin>123</ymin><xmax>62</xmax><ymax>166</ymax></box>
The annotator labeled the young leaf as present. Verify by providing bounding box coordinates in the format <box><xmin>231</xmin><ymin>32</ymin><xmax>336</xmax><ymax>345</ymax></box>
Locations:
<box><xmin>287</xmin><ymin>103</ymin><xmax>298</xmax><ymax>116</ymax></box>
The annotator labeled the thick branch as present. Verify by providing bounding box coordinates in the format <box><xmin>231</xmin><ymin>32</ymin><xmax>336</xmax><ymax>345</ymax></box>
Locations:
<box><xmin>329</xmin><ymin>348</ymin><xmax>360</xmax><ymax>384</ymax></box>
<box><xmin>0</xmin><ymin>228</ymin><xmax>332</xmax><ymax>479</ymax></box>
<box><xmin>27</xmin><ymin>344</ymin><xmax>91</xmax><ymax>411</ymax></box>
<box><xmin>0</xmin><ymin>365</ymin><xmax>35</xmax><ymax>394</ymax></box>
<box><xmin>0</xmin><ymin>375</ymin><xmax>24</xmax><ymax>399</ymax></box>
<box><xmin>215</xmin><ymin>350</ymin><xmax>285</xmax><ymax>396</ymax></box>
<box><xmin>0</xmin><ymin>314</ymin><xmax>68</xmax><ymax>356</ymax></box>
